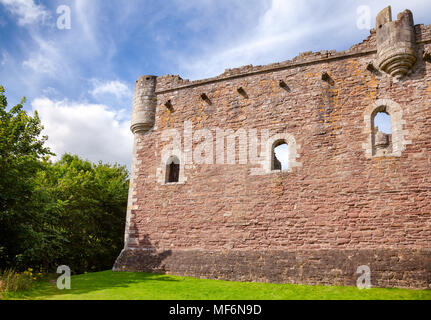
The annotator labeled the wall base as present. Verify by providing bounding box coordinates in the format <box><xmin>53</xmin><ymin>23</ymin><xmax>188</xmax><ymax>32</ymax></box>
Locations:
<box><xmin>113</xmin><ymin>248</ymin><xmax>431</xmax><ymax>289</ymax></box>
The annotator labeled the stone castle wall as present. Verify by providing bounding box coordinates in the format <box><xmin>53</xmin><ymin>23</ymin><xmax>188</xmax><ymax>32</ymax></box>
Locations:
<box><xmin>114</xmin><ymin>9</ymin><xmax>431</xmax><ymax>289</ymax></box>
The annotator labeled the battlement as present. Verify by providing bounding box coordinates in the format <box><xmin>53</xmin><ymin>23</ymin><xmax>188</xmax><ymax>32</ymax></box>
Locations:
<box><xmin>153</xmin><ymin>22</ymin><xmax>431</xmax><ymax>94</ymax></box>
<box><xmin>154</xmin><ymin>31</ymin><xmax>378</xmax><ymax>94</ymax></box>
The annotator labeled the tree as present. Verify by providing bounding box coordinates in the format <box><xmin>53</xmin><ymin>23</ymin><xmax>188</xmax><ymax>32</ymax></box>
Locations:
<box><xmin>0</xmin><ymin>86</ymin><xmax>129</xmax><ymax>273</ymax></box>
<box><xmin>0</xmin><ymin>86</ymin><xmax>53</xmax><ymax>269</ymax></box>
<box><xmin>36</xmin><ymin>154</ymin><xmax>128</xmax><ymax>273</ymax></box>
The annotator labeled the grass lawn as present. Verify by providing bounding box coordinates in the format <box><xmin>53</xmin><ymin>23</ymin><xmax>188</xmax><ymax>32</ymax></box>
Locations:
<box><xmin>2</xmin><ymin>270</ymin><xmax>430</xmax><ymax>300</ymax></box>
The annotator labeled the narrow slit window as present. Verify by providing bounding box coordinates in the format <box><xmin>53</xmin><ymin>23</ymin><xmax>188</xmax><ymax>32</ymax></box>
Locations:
<box><xmin>166</xmin><ymin>156</ymin><xmax>180</xmax><ymax>183</ymax></box>
<box><xmin>272</xmin><ymin>141</ymin><xmax>289</xmax><ymax>171</ymax></box>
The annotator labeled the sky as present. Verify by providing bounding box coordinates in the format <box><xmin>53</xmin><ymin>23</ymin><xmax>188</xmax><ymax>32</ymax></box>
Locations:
<box><xmin>0</xmin><ymin>0</ymin><xmax>430</xmax><ymax>167</ymax></box>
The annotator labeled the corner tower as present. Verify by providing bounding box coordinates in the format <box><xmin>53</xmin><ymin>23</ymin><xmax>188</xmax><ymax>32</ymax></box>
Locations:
<box><xmin>123</xmin><ymin>75</ymin><xmax>157</xmax><ymax>250</ymax></box>
<box><xmin>375</xmin><ymin>6</ymin><xmax>417</xmax><ymax>79</ymax></box>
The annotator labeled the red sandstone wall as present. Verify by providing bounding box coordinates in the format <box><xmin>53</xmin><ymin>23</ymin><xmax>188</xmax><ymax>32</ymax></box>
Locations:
<box><xmin>127</xmin><ymin>29</ymin><xmax>431</xmax><ymax>254</ymax></box>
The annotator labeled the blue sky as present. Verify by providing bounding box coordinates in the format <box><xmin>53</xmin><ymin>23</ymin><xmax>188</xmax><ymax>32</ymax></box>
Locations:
<box><xmin>0</xmin><ymin>0</ymin><xmax>430</xmax><ymax>166</ymax></box>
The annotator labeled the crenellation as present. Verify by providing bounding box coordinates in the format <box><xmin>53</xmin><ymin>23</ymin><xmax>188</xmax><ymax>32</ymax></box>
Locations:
<box><xmin>154</xmin><ymin>23</ymin><xmax>431</xmax><ymax>95</ymax></box>
<box><xmin>154</xmin><ymin>34</ymin><xmax>381</xmax><ymax>94</ymax></box>
<box><xmin>416</xmin><ymin>24</ymin><xmax>431</xmax><ymax>42</ymax></box>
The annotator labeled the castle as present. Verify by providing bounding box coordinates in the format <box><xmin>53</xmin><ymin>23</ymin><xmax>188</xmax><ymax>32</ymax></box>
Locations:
<box><xmin>114</xmin><ymin>7</ymin><xmax>431</xmax><ymax>289</ymax></box>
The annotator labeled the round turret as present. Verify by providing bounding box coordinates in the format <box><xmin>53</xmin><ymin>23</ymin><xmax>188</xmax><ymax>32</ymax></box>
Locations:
<box><xmin>375</xmin><ymin>6</ymin><xmax>417</xmax><ymax>79</ymax></box>
<box><xmin>130</xmin><ymin>75</ymin><xmax>157</xmax><ymax>134</ymax></box>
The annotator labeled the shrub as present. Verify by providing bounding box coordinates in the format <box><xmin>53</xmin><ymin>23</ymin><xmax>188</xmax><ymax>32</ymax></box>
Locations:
<box><xmin>0</xmin><ymin>268</ymin><xmax>42</xmax><ymax>293</ymax></box>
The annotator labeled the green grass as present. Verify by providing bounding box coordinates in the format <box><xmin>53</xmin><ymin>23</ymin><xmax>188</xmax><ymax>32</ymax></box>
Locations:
<box><xmin>1</xmin><ymin>271</ymin><xmax>430</xmax><ymax>300</ymax></box>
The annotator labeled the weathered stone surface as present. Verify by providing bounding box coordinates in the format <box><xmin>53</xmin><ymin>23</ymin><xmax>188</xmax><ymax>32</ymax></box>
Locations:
<box><xmin>114</xmin><ymin>248</ymin><xmax>431</xmax><ymax>289</ymax></box>
<box><xmin>376</xmin><ymin>7</ymin><xmax>417</xmax><ymax>79</ymax></box>
<box><xmin>116</xmin><ymin>7</ymin><xmax>431</xmax><ymax>289</ymax></box>
<box><xmin>131</xmin><ymin>75</ymin><xmax>157</xmax><ymax>134</ymax></box>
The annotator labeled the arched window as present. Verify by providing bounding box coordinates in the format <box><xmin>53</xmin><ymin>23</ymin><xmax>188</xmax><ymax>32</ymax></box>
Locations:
<box><xmin>371</xmin><ymin>107</ymin><xmax>392</xmax><ymax>156</ymax></box>
<box><xmin>251</xmin><ymin>132</ymin><xmax>301</xmax><ymax>175</ymax></box>
<box><xmin>165</xmin><ymin>156</ymin><xmax>180</xmax><ymax>183</ymax></box>
<box><xmin>363</xmin><ymin>99</ymin><xmax>410</xmax><ymax>158</ymax></box>
<box><xmin>272</xmin><ymin>140</ymin><xmax>289</xmax><ymax>171</ymax></box>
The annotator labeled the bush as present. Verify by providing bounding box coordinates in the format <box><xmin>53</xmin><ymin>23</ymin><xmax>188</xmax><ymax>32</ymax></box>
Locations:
<box><xmin>0</xmin><ymin>268</ymin><xmax>43</xmax><ymax>293</ymax></box>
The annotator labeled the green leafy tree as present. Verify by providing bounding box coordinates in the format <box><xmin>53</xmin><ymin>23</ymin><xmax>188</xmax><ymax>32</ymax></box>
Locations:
<box><xmin>0</xmin><ymin>86</ymin><xmax>53</xmax><ymax>269</ymax></box>
<box><xmin>1</xmin><ymin>86</ymin><xmax>129</xmax><ymax>273</ymax></box>
<box><xmin>35</xmin><ymin>154</ymin><xmax>129</xmax><ymax>273</ymax></box>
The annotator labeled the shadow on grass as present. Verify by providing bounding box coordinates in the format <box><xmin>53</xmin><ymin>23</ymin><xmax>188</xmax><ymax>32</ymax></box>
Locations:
<box><xmin>4</xmin><ymin>234</ymin><xmax>176</xmax><ymax>300</ymax></box>
<box><xmin>4</xmin><ymin>271</ymin><xmax>180</xmax><ymax>300</ymax></box>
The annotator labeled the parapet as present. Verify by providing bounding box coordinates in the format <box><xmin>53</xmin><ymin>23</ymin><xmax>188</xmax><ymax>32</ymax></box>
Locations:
<box><xmin>154</xmin><ymin>32</ymin><xmax>378</xmax><ymax>94</ymax></box>
<box><xmin>131</xmin><ymin>75</ymin><xmax>157</xmax><ymax>134</ymax></box>
<box><xmin>375</xmin><ymin>6</ymin><xmax>417</xmax><ymax>79</ymax></box>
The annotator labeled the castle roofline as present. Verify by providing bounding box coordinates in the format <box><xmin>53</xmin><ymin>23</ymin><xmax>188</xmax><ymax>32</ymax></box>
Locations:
<box><xmin>154</xmin><ymin>23</ymin><xmax>431</xmax><ymax>95</ymax></box>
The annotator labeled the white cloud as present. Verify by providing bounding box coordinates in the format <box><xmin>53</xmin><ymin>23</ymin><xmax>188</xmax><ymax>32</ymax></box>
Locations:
<box><xmin>31</xmin><ymin>98</ymin><xmax>133</xmax><ymax>166</ymax></box>
<box><xmin>0</xmin><ymin>0</ymin><xmax>50</xmax><ymax>26</ymax></box>
<box><xmin>72</xmin><ymin>0</ymin><xmax>105</xmax><ymax>55</ymax></box>
<box><xmin>174</xmin><ymin>0</ymin><xmax>431</xmax><ymax>80</ymax></box>
<box><xmin>175</xmin><ymin>0</ymin><xmax>336</xmax><ymax>79</ymax></box>
<box><xmin>41</xmin><ymin>86</ymin><xmax>59</xmax><ymax>97</ymax></box>
<box><xmin>22</xmin><ymin>37</ymin><xmax>62</xmax><ymax>75</ymax></box>
<box><xmin>89</xmin><ymin>79</ymin><xmax>133</xmax><ymax>101</ymax></box>
<box><xmin>1</xmin><ymin>51</ymin><xmax>9</xmax><ymax>65</ymax></box>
